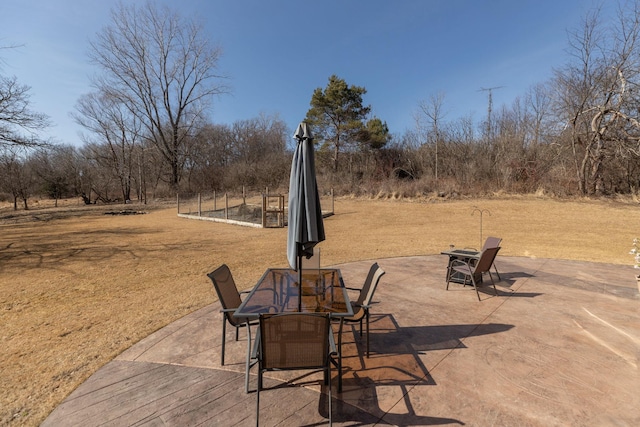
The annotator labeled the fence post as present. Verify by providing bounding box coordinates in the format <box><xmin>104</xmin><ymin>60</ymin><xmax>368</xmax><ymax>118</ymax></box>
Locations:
<box><xmin>225</xmin><ymin>193</ymin><xmax>229</xmax><ymax>219</ymax></box>
<box><xmin>177</xmin><ymin>194</ymin><xmax>180</xmax><ymax>214</ymax></box>
<box><xmin>198</xmin><ymin>193</ymin><xmax>201</xmax><ymax>216</ymax></box>
<box><xmin>262</xmin><ymin>194</ymin><xmax>267</xmax><ymax>228</ymax></box>
<box><xmin>279</xmin><ymin>194</ymin><xmax>284</xmax><ymax>227</ymax></box>
<box><xmin>331</xmin><ymin>188</ymin><xmax>334</xmax><ymax>214</ymax></box>
<box><xmin>213</xmin><ymin>191</ymin><xmax>216</xmax><ymax>211</ymax></box>
<box><xmin>243</xmin><ymin>186</ymin><xmax>246</xmax><ymax>204</ymax></box>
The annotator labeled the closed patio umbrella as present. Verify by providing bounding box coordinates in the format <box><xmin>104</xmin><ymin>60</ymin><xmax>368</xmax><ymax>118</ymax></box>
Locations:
<box><xmin>287</xmin><ymin>122</ymin><xmax>325</xmax><ymax>311</ymax></box>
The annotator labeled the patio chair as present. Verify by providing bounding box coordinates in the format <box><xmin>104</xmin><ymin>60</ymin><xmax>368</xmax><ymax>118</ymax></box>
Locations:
<box><xmin>343</xmin><ymin>262</ymin><xmax>386</xmax><ymax>358</ymax></box>
<box><xmin>446</xmin><ymin>246</ymin><xmax>501</xmax><ymax>301</ymax></box>
<box><xmin>464</xmin><ymin>236</ymin><xmax>502</xmax><ymax>280</ymax></box>
<box><xmin>254</xmin><ymin>313</ymin><xmax>337</xmax><ymax>426</ymax></box>
<box><xmin>480</xmin><ymin>236</ymin><xmax>502</xmax><ymax>280</ymax></box>
<box><xmin>482</xmin><ymin>236</ymin><xmax>502</xmax><ymax>250</ymax></box>
<box><xmin>207</xmin><ymin>264</ymin><xmax>257</xmax><ymax>366</ymax></box>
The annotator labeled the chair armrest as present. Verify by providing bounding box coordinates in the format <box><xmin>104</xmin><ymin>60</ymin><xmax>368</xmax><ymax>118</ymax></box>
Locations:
<box><xmin>240</xmin><ymin>290</ymin><xmax>251</xmax><ymax>295</ymax></box>
<box><xmin>220</xmin><ymin>308</ymin><xmax>236</xmax><ymax>313</ymax></box>
<box><xmin>450</xmin><ymin>258</ymin><xmax>470</xmax><ymax>268</ymax></box>
<box><xmin>344</xmin><ymin>287</ymin><xmax>361</xmax><ymax>291</ymax></box>
<box><xmin>251</xmin><ymin>329</ymin><xmax>261</xmax><ymax>360</ymax></box>
<box><xmin>328</xmin><ymin>329</ymin><xmax>338</xmax><ymax>355</ymax></box>
<box><xmin>360</xmin><ymin>302</ymin><xmax>379</xmax><ymax>309</ymax></box>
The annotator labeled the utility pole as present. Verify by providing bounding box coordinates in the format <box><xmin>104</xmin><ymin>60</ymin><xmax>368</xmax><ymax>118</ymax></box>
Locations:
<box><xmin>478</xmin><ymin>86</ymin><xmax>504</xmax><ymax>142</ymax></box>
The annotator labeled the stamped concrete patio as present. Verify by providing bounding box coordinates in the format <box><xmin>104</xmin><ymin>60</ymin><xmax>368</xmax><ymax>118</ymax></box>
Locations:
<box><xmin>43</xmin><ymin>255</ymin><xmax>639</xmax><ymax>426</ymax></box>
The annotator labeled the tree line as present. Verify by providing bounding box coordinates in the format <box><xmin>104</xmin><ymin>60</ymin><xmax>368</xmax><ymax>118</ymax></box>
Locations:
<box><xmin>2</xmin><ymin>2</ymin><xmax>640</xmax><ymax>210</ymax></box>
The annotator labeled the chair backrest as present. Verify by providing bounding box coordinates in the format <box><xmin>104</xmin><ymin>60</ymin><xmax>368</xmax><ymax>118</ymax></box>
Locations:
<box><xmin>474</xmin><ymin>247</ymin><xmax>501</xmax><ymax>274</ymax></box>
<box><xmin>259</xmin><ymin>313</ymin><xmax>330</xmax><ymax>370</ymax></box>
<box><xmin>355</xmin><ymin>262</ymin><xmax>386</xmax><ymax>307</ymax></box>
<box><xmin>300</xmin><ymin>247</ymin><xmax>320</xmax><ymax>270</ymax></box>
<box><xmin>207</xmin><ymin>264</ymin><xmax>243</xmax><ymax>326</ymax></box>
<box><xmin>482</xmin><ymin>236</ymin><xmax>502</xmax><ymax>250</ymax></box>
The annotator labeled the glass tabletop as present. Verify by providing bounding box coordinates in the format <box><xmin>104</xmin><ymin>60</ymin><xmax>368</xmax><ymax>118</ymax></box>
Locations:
<box><xmin>441</xmin><ymin>249</ymin><xmax>480</xmax><ymax>257</ymax></box>
<box><xmin>235</xmin><ymin>268</ymin><xmax>354</xmax><ymax>318</ymax></box>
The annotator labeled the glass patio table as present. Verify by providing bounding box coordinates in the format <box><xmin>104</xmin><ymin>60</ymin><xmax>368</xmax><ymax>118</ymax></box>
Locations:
<box><xmin>235</xmin><ymin>268</ymin><xmax>353</xmax><ymax>392</ymax></box>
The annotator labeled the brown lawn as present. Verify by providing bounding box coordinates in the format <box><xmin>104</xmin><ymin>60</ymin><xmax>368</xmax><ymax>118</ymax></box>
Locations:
<box><xmin>1</xmin><ymin>195</ymin><xmax>639</xmax><ymax>426</ymax></box>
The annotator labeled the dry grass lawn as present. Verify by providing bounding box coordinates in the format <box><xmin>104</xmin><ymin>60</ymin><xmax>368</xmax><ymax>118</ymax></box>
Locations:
<box><xmin>1</xmin><ymin>195</ymin><xmax>639</xmax><ymax>426</ymax></box>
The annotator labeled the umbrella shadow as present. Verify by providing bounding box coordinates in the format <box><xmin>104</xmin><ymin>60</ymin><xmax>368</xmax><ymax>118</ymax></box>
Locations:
<box><xmin>325</xmin><ymin>313</ymin><xmax>512</xmax><ymax>425</ymax></box>
<box><xmin>314</xmin><ymin>382</ymin><xmax>466</xmax><ymax>426</ymax></box>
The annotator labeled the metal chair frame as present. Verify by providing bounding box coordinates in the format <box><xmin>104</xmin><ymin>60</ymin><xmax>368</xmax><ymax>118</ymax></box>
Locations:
<box><xmin>254</xmin><ymin>312</ymin><xmax>337</xmax><ymax>426</ymax></box>
<box><xmin>343</xmin><ymin>263</ymin><xmax>385</xmax><ymax>358</ymax></box>
<box><xmin>447</xmin><ymin>247</ymin><xmax>501</xmax><ymax>301</ymax></box>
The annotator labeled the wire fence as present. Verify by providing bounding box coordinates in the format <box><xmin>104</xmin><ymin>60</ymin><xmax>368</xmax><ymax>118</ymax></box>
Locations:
<box><xmin>177</xmin><ymin>188</ymin><xmax>334</xmax><ymax>228</ymax></box>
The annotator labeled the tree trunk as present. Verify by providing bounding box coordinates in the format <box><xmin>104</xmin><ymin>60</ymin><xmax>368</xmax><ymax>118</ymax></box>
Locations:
<box><xmin>579</xmin><ymin>148</ymin><xmax>590</xmax><ymax>195</ymax></box>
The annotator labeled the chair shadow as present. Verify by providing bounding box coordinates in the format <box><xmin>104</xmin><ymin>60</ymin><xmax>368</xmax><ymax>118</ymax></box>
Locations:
<box><xmin>449</xmin><ymin>271</ymin><xmax>542</xmax><ymax>299</ymax></box>
<box><xmin>323</xmin><ymin>313</ymin><xmax>513</xmax><ymax>425</ymax></box>
<box><xmin>495</xmin><ymin>271</ymin><xmax>535</xmax><ymax>287</ymax></box>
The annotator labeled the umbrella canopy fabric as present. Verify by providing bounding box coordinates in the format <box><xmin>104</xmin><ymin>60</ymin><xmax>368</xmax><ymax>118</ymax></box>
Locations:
<box><xmin>287</xmin><ymin>122</ymin><xmax>325</xmax><ymax>270</ymax></box>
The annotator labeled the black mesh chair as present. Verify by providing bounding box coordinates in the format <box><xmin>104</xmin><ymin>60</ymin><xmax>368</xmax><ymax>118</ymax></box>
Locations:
<box><xmin>254</xmin><ymin>313</ymin><xmax>337</xmax><ymax>426</ymax></box>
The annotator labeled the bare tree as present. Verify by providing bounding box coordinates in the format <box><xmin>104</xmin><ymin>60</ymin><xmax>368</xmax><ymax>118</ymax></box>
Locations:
<box><xmin>74</xmin><ymin>92</ymin><xmax>141</xmax><ymax>202</ymax></box>
<box><xmin>30</xmin><ymin>145</ymin><xmax>79</xmax><ymax>205</ymax></box>
<box><xmin>0</xmin><ymin>75</ymin><xmax>50</xmax><ymax>149</ymax></box>
<box><xmin>0</xmin><ymin>148</ymin><xmax>37</xmax><ymax>209</ymax></box>
<box><xmin>178</xmin><ymin>114</ymin><xmax>290</xmax><ymax>193</ymax></box>
<box><xmin>88</xmin><ymin>2</ymin><xmax>228</xmax><ymax>190</ymax></box>
<box><xmin>415</xmin><ymin>92</ymin><xmax>446</xmax><ymax>183</ymax></box>
<box><xmin>553</xmin><ymin>2</ymin><xmax>640</xmax><ymax>195</ymax></box>
<box><xmin>525</xmin><ymin>83</ymin><xmax>555</xmax><ymax>147</ymax></box>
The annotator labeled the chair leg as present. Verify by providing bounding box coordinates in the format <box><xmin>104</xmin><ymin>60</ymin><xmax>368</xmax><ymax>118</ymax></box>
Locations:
<box><xmin>221</xmin><ymin>316</ymin><xmax>226</xmax><ymax>366</ymax></box>
<box><xmin>337</xmin><ymin>320</ymin><xmax>343</xmax><ymax>393</ymax></box>
<box><xmin>365</xmin><ymin>309</ymin><xmax>370</xmax><ymax>358</ymax></box>
<box><xmin>328</xmin><ymin>363</ymin><xmax>332</xmax><ymax>426</ymax></box>
<box><xmin>245</xmin><ymin>323</ymin><xmax>252</xmax><ymax>393</ymax></box>
<box><xmin>493</xmin><ymin>264</ymin><xmax>501</xmax><ymax>280</ymax></box>
<box><xmin>256</xmin><ymin>369</ymin><xmax>261</xmax><ymax>427</ymax></box>
<box><xmin>489</xmin><ymin>273</ymin><xmax>498</xmax><ymax>296</ymax></box>
<box><xmin>471</xmin><ymin>276</ymin><xmax>481</xmax><ymax>301</ymax></box>
<box><xmin>235</xmin><ymin>324</ymin><xmax>240</xmax><ymax>341</ymax></box>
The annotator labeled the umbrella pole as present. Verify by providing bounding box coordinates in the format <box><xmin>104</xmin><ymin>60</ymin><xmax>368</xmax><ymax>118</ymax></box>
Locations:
<box><xmin>297</xmin><ymin>253</ymin><xmax>302</xmax><ymax>312</ymax></box>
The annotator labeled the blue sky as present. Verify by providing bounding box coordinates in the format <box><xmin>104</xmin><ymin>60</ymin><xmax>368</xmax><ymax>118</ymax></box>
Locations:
<box><xmin>1</xmin><ymin>0</ymin><xmax>616</xmax><ymax>146</ymax></box>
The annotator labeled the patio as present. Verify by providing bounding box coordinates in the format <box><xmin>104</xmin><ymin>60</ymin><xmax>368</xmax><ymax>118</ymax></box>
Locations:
<box><xmin>43</xmin><ymin>255</ymin><xmax>640</xmax><ymax>426</ymax></box>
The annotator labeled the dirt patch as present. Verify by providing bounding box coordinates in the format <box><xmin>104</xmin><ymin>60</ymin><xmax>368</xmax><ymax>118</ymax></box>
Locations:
<box><xmin>1</xmin><ymin>196</ymin><xmax>639</xmax><ymax>426</ymax></box>
<box><xmin>103</xmin><ymin>210</ymin><xmax>147</xmax><ymax>216</ymax></box>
